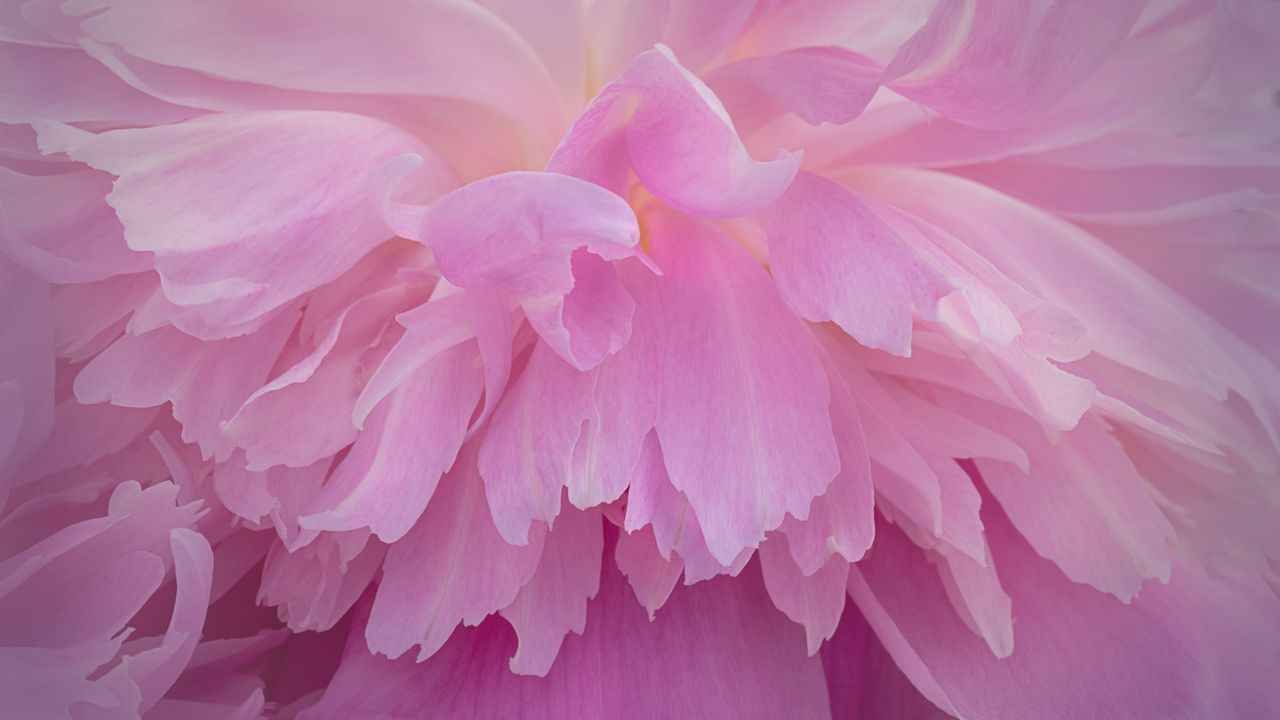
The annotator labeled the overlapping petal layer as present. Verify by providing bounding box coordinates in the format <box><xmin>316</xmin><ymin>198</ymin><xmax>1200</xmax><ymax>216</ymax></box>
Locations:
<box><xmin>3</xmin><ymin>1</ymin><xmax>1279</xmax><ymax>718</ymax></box>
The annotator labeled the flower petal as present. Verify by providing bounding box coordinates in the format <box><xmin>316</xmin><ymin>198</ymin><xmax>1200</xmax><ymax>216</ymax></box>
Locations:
<box><xmin>648</xmin><ymin>208</ymin><xmax>839</xmax><ymax>564</ymax></box>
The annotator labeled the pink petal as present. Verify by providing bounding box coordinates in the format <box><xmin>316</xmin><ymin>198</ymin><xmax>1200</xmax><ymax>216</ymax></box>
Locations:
<box><xmin>74</xmin><ymin>313</ymin><xmax>295</xmax><ymax>462</ymax></box>
<box><xmin>301</xmin><ymin>343</ymin><xmax>481</xmax><ymax>543</ymax></box>
<box><xmin>0</xmin><ymin>42</ymin><xmax>190</xmax><ymax>125</ymax></box>
<box><xmin>850</xmin><ymin>503</ymin><xmax>1280</xmax><ymax>719</ymax></box>
<box><xmin>0</xmin><ymin>166</ymin><xmax>150</xmax><ymax>284</ymax></box>
<box><xmin>623</xmin><ymin>431</ymin><xmax>751</xmax><ymax>584</ymax></box>
<box><xmin>92</xmin><ymin>527</ymin><xmax>213</xmax><ymax>717</ymax></box>
<box><xmin>566</xmin><ymin>264</ymin><xmax>662</xmax><ymax>509</ymax></box>
<box><xmin>648</xmin><ymin>209</ymin><xmax>839</xmax><ymax>565</ymax></box>
<box><xmin>44</xmin><ymin>111</ymin><xmax>431</xmax><ymax>330</ymax></box>
<box><xmin>212</xmin><ymin>455</ymin><xmax>331</xmax><ymax>550</ymax></box>
<box><xmin>551</xmin><ymin>45</ymin><xmax>802</xmax><ymax>219</ymax></box>
<box><xmin>779</xmin><ymin>350</ymin><xmax>876</xmax><ymax>574</ymax></box>
<box><xmin>762</xmin><ymin>171</ymin><xmax>953</xmax><ymax>356</ymax></box>
<box><xmin>933</xmin><ymin>542</ymin><xmax>1014</xmax><ymax>659</ymax></box>
<box><xmin>708</xmin><ymin>46</ymin><xmax>882</xmax><ymax>128</ymax></box>
<box><xmin>416</xmin><ymin>171</ymin><xmax>649</xmax><ymax>370</ymax></box>
<box><xmin>614</xmin><ymin>524</ymin><xmax>684</xmax><ymax>620</ymax></box>
<box><xmin>303</xmin><ymin>543</ymin><xmax>830</xmax><ymax>719</ymax></box>
<box><xmin>74</xmin><ymin>0</ymin><xmax>565</xmax><ymax>146</ymax></box>
<box><xmin>478</xmin><ymin>342</ymin><xmax>595</xmax><ymax>546</ymax></box>
<box><xmin>759</xmin><ymin>534</ymin><xmax>849</xmax><ymax>655</ymax></box>
<box><xmin>974</xmin><ymin>407</ymin><xmax>1175</xmax><ymax>601</ymax></box>
<box><xmin>259</xmin><ymin>532</ymin><xmax>386</xmax><ymax>633</ymax></box>
<box><xmin>884</xmin><ymin>0</ymin><xmax>1147</xmax><ymax>128</ymax></box>
<box><xmin>500</xmin><ymin>506</ymin><xmax>602</xmax><ymax>676</ymax></box>
<box><xmin>366</xmin><ymin>442</ymin><xmax>546</xmax><ymax>662</ymax></box>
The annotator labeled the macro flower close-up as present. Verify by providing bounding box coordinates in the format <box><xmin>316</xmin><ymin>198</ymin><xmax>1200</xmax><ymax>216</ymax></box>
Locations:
<box><xmin>3</xmin><ymin>0</ymin><xmax>1280</xmax><ymax>717</ymax></box>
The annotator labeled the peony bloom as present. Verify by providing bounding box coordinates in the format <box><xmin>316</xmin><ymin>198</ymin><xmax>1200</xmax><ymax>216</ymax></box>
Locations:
<box><xmin>2</xmin><ymin>0</ymin><xmax>1279</xmax><ymax>717</ymax></box>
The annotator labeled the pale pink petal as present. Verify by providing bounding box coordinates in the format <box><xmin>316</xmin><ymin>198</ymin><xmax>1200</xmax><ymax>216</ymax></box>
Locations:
<box><xmin>759</xmin><ymin>534</ymin><xmax>848</xmax><ymax>655</ymax></box>
<box><xmin>366</xmin><ymin>443</ymin><xmax>546</xmax><ymax>662</ymax></box>
<box><xmin>478</xmin><ymin>342</ymin><xmax>595</xmax><ymax>545</ymax></box>
<box><xmin>622</xmin><ymin>431</ymin><xmax>749</xmax><ymax>584</ymax></box>
<box><xmin>820</xmin><ymin>602</ymin><xmax>957</xmax><ymax>720</ymax></box>
<box><xmin>708</xmin><ymin>46</ymin><xmax>882</xmax><ymax>128</ymax></box>
<box><xmin>74</xmin><ymin>313</ymin><xmax>295</xmax><ymax>462</ymax></box>
<box><xmin>0</xmin><ymin>166</ymin><xmax>149</xmax><ymax>284</ymax></box>
<box><xmin>933</xmin><ymin>541</ymin><xmax>1013</xmax><ymax>659</ymax></box>
<box><xmin>301</xmin><ymin>344</ymin><xmax>481</xmax><ymax>543</ymax></box>
<box><xmin>973</xmin><ymin>407</ymin><xmax>1175</xmax><ymax>601</ymax></box>
<box><xmin>222</xmin><ymin>286</ymin><xmax>418</xmax><ymax>470</ymax></box>
<box><xmin>551</xmin><ymin>45</ymin><xmax>802</xmax><ymax>219</ymax></box>
<box><xmin>851</xmin><ymin>505</ymin><xmax>1280</xmax><ymax>719</ymax></box>
<box><xmin>500</xmin><ymin>506</ymin><xmax>602</xmax><ymax>676</ymax></box>
<box><xmin>779</xmin><ymin>352</ymin><xmax>875</xmax><ymax>574</ymax></box>
<box><xmin>852</xmin><ymin>166</ymin><xmax>1274</xmax><ymax>438</ymax></box>
<box><xmin>0</xmin><ymin>42</ymin><xmax>190</xmax><ymax>124</ymax></box>
<box><xmin>885</xmin><ymin>0</ymin><xmax>1147</xmax><ymax>128</ymax></box>
<box><xmin>90</xmin><ymin>527</ymin><xmax>213</xmax><ymax>717</ymax></box>
<box><xmin>72</xmin><ymin>0</ymin><xmax>565</xmax><ymax>146</ymax></box>
<box><xmin>416</xmin><ymin>171</ymin><xmax>649</xmax><ymax>370</ymax></box>
<box><xmin>43</xmin><ymin>111</ymin><xmax>430</xmax><ymax>330</ymax></box>
<box><xmin>614</xmin><ymin>524</ymin><xmax>684</xmax><ymax>620</ymax></box>
<box><xmin>259</xmin><ymin>532</ymin><xmax>386</xmax><ymax>633</ymax></box>
<box><xmin>648</xmin><ymin>208</ymin><xmax>839</xmax><ymax>564</ymax></box>
<box><xmin>762</xmin><ymin>171</ymin><xmax>953</xmax><ymax>356</ymax></box>
<box><xmin>475</xmin><ymin>0</ymin><xmax>585</xmax><ymax>112</ymax></box>
<box><xmin>212</xmin><ymin>456</ymin><xmax>331</xmax><ymax>549</ymax></box>
<box><xmin>659</xmin><ymin>0</ymin><xmax>758</xmax><ymax>71</ymax></box>
<box><xmin>566</xmin><ymin>264</ymin><xmax>662</xmax><ymax>509</ymax></box>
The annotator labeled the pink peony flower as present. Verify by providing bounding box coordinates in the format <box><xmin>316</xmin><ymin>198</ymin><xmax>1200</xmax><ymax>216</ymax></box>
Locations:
<box><xmin>3</xmin><ymin>0</ymin><xmax>1279</xmax><ymax>717</ymax></box>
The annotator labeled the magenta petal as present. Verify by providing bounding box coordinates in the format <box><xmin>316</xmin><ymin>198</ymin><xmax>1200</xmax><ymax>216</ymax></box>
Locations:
<box><xmin>303</xmin><ymin>542</ymin><xmax>830</xmax><ymax>719</ymax></box>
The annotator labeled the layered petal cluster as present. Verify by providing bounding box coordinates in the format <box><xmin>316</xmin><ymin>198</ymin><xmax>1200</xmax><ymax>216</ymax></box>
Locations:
<box><xmin>3</xmin><ymin>1</ymin><xmax>1280</xmax><ymax>718</ymax></box>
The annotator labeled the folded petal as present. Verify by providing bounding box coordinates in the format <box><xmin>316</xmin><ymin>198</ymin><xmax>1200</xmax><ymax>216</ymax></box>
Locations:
<box><xmin>614</xmin><ymin>524</ymin><xmax>684</xmax><ymax>620</ymax></box>
<box><xmin>623</xmin><ymin>431</ymin><xmax>751</xmax><ymax>584</ymax></box>
<box><xmin>417</xmin><ymin>171</ymin><xmax>649</xmax><ymax>370</ymax></box>
<box><xmin>551</xmin><ymin>45</ymin><xmax>802</xmax><ymax>219</ymax></box>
